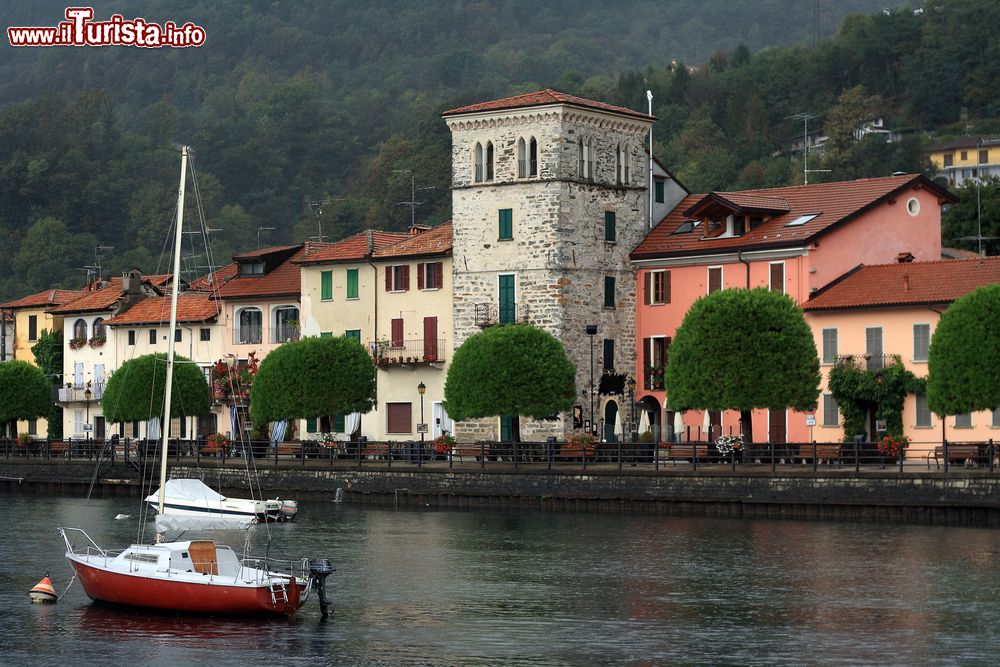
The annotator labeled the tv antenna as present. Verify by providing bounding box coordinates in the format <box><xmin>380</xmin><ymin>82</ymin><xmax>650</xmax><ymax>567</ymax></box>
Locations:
<box><xmin>786</xmin><ymin>112</ymin><xmax>830</xmax><ymax>184</ymax></box>
<box><xmin>82</xmin><ymin>242</ymin><xmax>114</xmax><ymax>286</ymax></box>
<box><xmin>394</xmin><ymin>169</ymin><xmax>435</xmax><ymax>230</ymax></box>
<box><xmin>256</xmin><ymin>226</ymin><xmax>275</xmax><ymax>249</ymax></box>
<box><xmin>957</xmin><ymin>174</ymin><xmax>997</xmax><ymax>256</ymax></box>
<box><xmin>306</xmin><ymin>197</ymin><xmax>346</xmax><ymax>243</ymax></box>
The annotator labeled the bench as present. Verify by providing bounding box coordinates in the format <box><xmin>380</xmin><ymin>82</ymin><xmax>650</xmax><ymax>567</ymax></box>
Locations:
<box><xmin>798</xmin><ymin>443</ymin><xmax>842</xmax><ymax>465</ymax></box>
<box><xmin>361</xmin><ymin>442</ymin><xmax>391</xmax><ymax>460</ymax></box>
<box><xmin>662</xmin><ymin>443</ymin><xmax>706</xmax><ymax>465</ymax></box>
<box><xmin>47</xmin><ymin>441</ymin><xmax>69</xmax><ymax>458</ymax></box>
<box><xmin>555</xmin><ymin>444</ymin><xmax>596</xmax><ymax>462</ymax></box>
<box><xmin>451</xmin><ymin>446</ymin><xmax>482</xmax><ymax>462</ymax></box>
<box><xmin>276</xmin><ymin>442</ymin><xmax>303</xmax><ymax>458</ymax></box>
<box><xmin>927</xmin><ymin>444</ymin><xmax>983</xmax><ymax>469</ymax></box>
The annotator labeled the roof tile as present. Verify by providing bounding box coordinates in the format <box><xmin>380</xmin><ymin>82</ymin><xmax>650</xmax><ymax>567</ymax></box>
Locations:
<box><xmin>373</xmin><ymin>223</ymin><xmax>453</xmax><ymax>259</ymax></box>
<box><xmin>212</xmin><ymin>242</ymin><xmax>332</xmax><ymax>300</ymax></box>
<box><xmin>2</xmin><ymin>289</ymin><xmax>86</xmax><ymax>310</ymax></box>
<box><xmin>104</xmin><ymin>294</ymin><xmax>220</xmax><ymax>325</ymax></box>
<box><xmin>442</xmin><ymin>89</ymin><xmax>654</xmax><ymax>121</ymax></box>
<box><xmin>296</xmin><ymin>230</ymin><xmax>409</xmax><ymax>264</ymax></box>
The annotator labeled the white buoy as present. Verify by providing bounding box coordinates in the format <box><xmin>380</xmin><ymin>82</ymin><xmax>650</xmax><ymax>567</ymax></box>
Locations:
<box><xmin>114</xmin><ymin>513</ymin><xmax>131</xmax><ymax>520</ymax></box>
<box><xmin>29</xmin><ymin>576</ymin><xmax>58</xmax><ymax>603</ymax></box>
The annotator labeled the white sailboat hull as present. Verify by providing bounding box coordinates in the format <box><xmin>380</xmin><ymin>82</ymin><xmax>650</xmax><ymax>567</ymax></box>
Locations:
<box><xmin>145</xmin><ymin>478</ymin><xmax>282</xmax><ymax>523</ymax></box>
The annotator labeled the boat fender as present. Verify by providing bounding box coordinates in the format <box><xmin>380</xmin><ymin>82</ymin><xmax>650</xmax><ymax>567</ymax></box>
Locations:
<box><xmin>29</xmin><ymin>575</ymin><xmax>58</xmax><ymax>604</ymax></box>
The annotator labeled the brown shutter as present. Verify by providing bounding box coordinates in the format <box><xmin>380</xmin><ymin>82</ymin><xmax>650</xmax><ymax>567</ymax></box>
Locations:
<box><xmin>386</xmin><ymin>403</ymin><xmax>413</xmax><ymax>434</ymax></box>
<box><xmin>423</xmin><ymin>317</ymin><xmax>438</xmax><ymax>359</ymax></box>
<box><xmin>391</xmin><ymin>318</ymin><xmax>403</xmax><ymax>347</ymax></box>
<box><xmin>416</xmin><ymin>263</ymin><xmax>424</xmax><ymax>290</ymax></box>
<box><xmin>385</xmin><ymin>267</ymin><xmax>392</xmax><ymax>291</ymax></box>
<box><xmin>643</xmin><ymin>272</ymin><xmax>651</xmax><ymax>305</ymax></box>
<box><xmin>402</xmin><ymin>265</ymin><xmax>410</xmax><ymax>291</ymax></box>
<box><xmin>664</xmin><ymin>336</ymin><xmax>672</xmax><ymax>366</ymax></box>
<box><xmin>770</xmin><ymin>263</ymin><xmax>783</xmax><ymax>293</ymax></box>
<box><xmin>664</xmin><ymin>271</ymin><xmax>672</xmax><ymax>304</ymax></box>
<box><xmin>435</xmin><ymin>262</ymin><xmax>443</xmax><ymax>288</ymax></box>
<box><xmin>642</xmin><ymin>337</ymin><xmax>651</xmax><ymax>389</ymax></box>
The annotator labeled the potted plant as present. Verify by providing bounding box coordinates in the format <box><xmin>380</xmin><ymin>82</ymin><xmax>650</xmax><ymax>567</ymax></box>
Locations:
<box><xmin>715</xmin><ymin>434</ymin><xmax>743</xmax><ymax>461</ymax></box>
<box><xmin>88</xmin><ymin>336</ymin><xmax>106</xmax><ymax>348</ymax></box>
<box><xmin>203</xmin><ymin>433</ymin><xmax>230</xmax><ymax>456</ymax></box>
<box><xmin>68</xmin><ymin>337</ymin><xmax>87</xmax><ymax>350</ymax></box>
<box><xmin>433</xmin><ymin>432</ymin><xmax>456</xmax><ymax>459</ymax></box>
<box><xmin>877</xmin><ymin>434</ymin><xmax>909</xmax><ymax>459</ymax></box>
<box><xmin>16</xmin><ymin>433</ymin><xmax>32</xmax><ymax>450</ymax></box>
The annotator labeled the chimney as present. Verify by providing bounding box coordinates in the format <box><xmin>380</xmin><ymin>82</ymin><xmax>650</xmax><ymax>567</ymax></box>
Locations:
<box><xmin>896</xmin><ymin>251</ymin><xmax>915</xmax><ymax>263</ymax></box>
<box><xmin>903</xmin><ymin>273</ymin><xmax>910</xmax><ymax>291</ymax></box>
<box><xmin>409</xmin><ymin>224</ymin><xmax>430</xmax><ymax>236</ymax></box>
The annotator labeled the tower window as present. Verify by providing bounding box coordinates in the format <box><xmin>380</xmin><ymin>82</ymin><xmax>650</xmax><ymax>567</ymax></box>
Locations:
<box><xmin>474</xmin><ymin>142</ymin><xmax>484</xmax><ymax>183</ymax></box>
<box><xmin>486</xmin><ymin>142</ymin><xmax>494</xmax><ymax>181</ymax></box>
<box><xmin>498</xmin><ymin>209</ymin><xmax>513</xmax><ymax>240</ymax></box>
<box><xmin>604</xmin><ymin>212</ymin><xmax>616</xmax><ymax>242</ymax></box>
<box><xmin>529</xmin><ymin>137</ymin><xmax>538</xmax><ymax>177</ymax></box>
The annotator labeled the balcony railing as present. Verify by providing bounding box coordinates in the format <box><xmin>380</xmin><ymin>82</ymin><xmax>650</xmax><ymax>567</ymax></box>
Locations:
<box><xmin>836</xmin><ymin>353</ymin><xmax>898</xmax><ymax>371</ymax></box>
<box><xmin>369</xmin><ymin>339</ymin><xmax>445</xmax><ymax>367</ymax></box>
<box><xmin>59</xmin><ymin>382</ymin><xmax>105</xmax><ymax>402</ymax></box>
<box><xmin>474</xmin><ymin>300</ymin><xmax>518</xmax><ymax>328</ymax></box>
<box><xmin>644</xmin><ymin>367</ymin><xmax>665</xmax><ymax>391</ymax></box>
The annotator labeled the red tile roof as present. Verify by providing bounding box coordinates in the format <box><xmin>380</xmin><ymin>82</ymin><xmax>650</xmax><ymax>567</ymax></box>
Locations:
<box><xmin>631</xmin><ymin>174</ymin><xmax>955</xmax><ymax>260</ymax></box>
<box><xmin>803</xmin><ymin>257</ymin><xmax>1000</xmax><ymax>311</ymax></box>
<box><xmin>686</xmin><ymin>192</ymin><xmax>791</xmax><ymax>215</ymax></box>
<box><xmin>2</xmin><ymin>289</ymin><xmax>85</xmax><ymax>310</ymax></box>
<box><xmin>296</xmin><ymin>230</ymin><xmax>409</xmax><ymax>265</ymax></box>
<box><xmin>189</xmin><ymin>263</ymin><xmax>238</xmax><ymax>291</ymax></box>
<box><xmin>212</xmin><ymin>242</ymin><xmax>332</xmax><ymax>300</ymax></box>
<box><xmin>104</xmin><ymin>294</ymin><xmax>220</xmax><ymax>325</ymax></box>
<box><xmin>941</xmin><ymin>246</ymin><xmax>980</xmax><ymax>260</ymax></box>
<box><xmin>442</xmin><ymin>89</ymin><xmax>654</xmax><ymax>121</ymax></box>
<box><xmin>48</xmin><ymin>278</ymin><xmax>127</xmax><ymax>314</ymax></box>
<box><xmin>374</xmin><ymin>223</ymin><xmax>453</xmax><ymax>259</ymax></box>
<box><xmin>232</xmin><ymin>244</ymin><xmax>301</xmax><ymax>261</ymax></box>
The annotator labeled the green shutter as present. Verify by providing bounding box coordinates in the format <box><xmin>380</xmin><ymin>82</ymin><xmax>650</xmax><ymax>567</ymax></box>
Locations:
<box><xmin>346</xmin><ymin>268</ymin><xmax>359</xmax><ymax>299</ymax></box>
<box><xmin>604</xmin><ymin>211</ymin><xmax>616</xmax><ymax>242</ymax></box>
<box><xmin>333</xmin><ymin>414</ymin><xmax>346</xmax><ymax>432</ymax></box>
<box><xmin>306</xmin><ymin>417</ymin><xmax>317</xmax><ymax>433</ymax></box>
<box><xmin>345</xmin><ymin>329</ymin><xmax>361</xmax><ymax>342</ymax></box>
<box><xmin>498</xmin><ymin>274</ymin><xmax>515</xmax><ymax>324</ymax></box>
<box><xmin>498</xmin><ymin>208</ymin><xmax>513</xmax><ymax>240</ymax></box>
<box><xmin>604</xmin><ymin>275</ymin><xmax>616</xmax><ymax>308</ymax></box>
<box><xmin>321</xmin><ymin>270</ymin><xmax>333</xmax><ymax>300</ymax></box>
<box><xmin>320</xmin><ymin>332</ymin><xmax>333</xmax><ymax>338</ymax></box>
<box><xmin>500</xmin><ymin>415</ymin><xmax>514</xmax><ymax>441</ymax></box>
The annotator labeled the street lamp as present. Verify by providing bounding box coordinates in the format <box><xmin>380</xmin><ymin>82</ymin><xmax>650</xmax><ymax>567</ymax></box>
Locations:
<box><xmin>417</xmin><ymin>382</ymin><xmax>426</xmax><ymax>444</ymax></box>
<box><xmin>84</xmin><ymin>381</ymin><xmax>93</xmax><ymax>449</ymax></box>
<box><xmin>586</xmin><ymin>325</ymin><xmax>598</xmax><ymax>435</ymax></box>
<box><xmin>626</xmin><ymin>376</ymin><xmax>636</xmax><ymax>443</ymax></box>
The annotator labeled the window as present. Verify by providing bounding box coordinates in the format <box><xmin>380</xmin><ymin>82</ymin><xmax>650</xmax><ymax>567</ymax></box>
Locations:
<box><xmin>499</xmin><ymin>274</ymin><xmax>515</xmax><ymax>324</ymax></box>
<box><xmin>306</xmin><ymin>417</ymin><xmax>317</xmax><ymax>433</ymax></box>
<box><xmin>500</xmin><ymin>414</ymin><xmax>514</xmax><ymax>441</ymax></box>
<box><xmin>27</xmin><ymin>315</ymin><xmax>37</xmax><ymax>341</ymax></box>
<box><xmin>616</xmin><ymin>144</ymin><xmax>629</xmax><ymax>184</ymax></box>
<box><xmin>474</xmin><ymin>142</ymin><xmax>484</xmax><ymax>183</ymax></box>
<box><xmin>913</xmin><ymin>324</ymin><xmax>930</xmax><ymax>361</ymax></box>
<box><xmin>785</xmin><ymin>213</ymin><xmax>820</xmax><ymax>227</ymax></box>
<box><xmin>321</xmin><ymin>270</ymin><xmax>333</xmax><ymax>301</ymax></box>
<box><xmin>517</xmin><ymin>138</ymin><xmax>527</xmax><ymax>178</ymax></box>
<box><xmin>915</xmin><ymin>394</ymin><xmax>932</xmax><ymax>428</ymax></box>
<box><xmin>604</xmin><ymin>276</ymin><xmax>616</xmax><ymax>308</ymax></box>
<box><xmin>200</xmin><ymin>328</ymin><xmax>211</xmax><ymax>342</ymax></box>
<box><xmin>866</xmin><ymin>327</ymin><xmax>883</xmax><ymax>369</ymax></box>
<box><xmin>333</xmin><ymin>414</ymin><xmax>346</xmax><ymax>433</ymax></box>
<box><xmin>174</xmin><ymin>329</ymin><xmax>182</xmax><ymax>343</ymax></box>
<box><xmin>980</xmin><ymin>149</ymin><xmax>989</xmax><ymax>165</ymax></box>
<box><xmin>73</xmin><ymin>318</ymin><xmax>88</xmax><ymax>340</ymax></box>
<box><xmin>644</xmin><ymin>270</ymin><xmax>671</xmax><ymax>305</ymax></box>
<box><xmin>604</xmin><ymin>211</ymin><xmax>616</xmax><ymax>242</ymax></box>
<box><xmin>529</xmin><ymin>137</ymin><xmax>537</xmax><ymax>177</ymax></box>
<box><xmin>907</xmin><ymin>197</ymin><xmax>920</xmax><ymax>216</ymax></box>
<box><xmin>273</xmin><ymin>306</ymin><xmax>299</xmax><ymax>343</ymax></box>
<box><xmin>616</xmin><ymin>145</ymin><xmax>623</xmax><ymax>184</ymax></box>
<box><xmin>391</xmin><ymin>318</ymin><xmax>404</xmax><ymax>347</ymax></box>
<box><xmin>345</xmin><ymin>329</ymin><xmax>361</xmax><ymax>343</ymax></box>
<box><xmin>955</xmin><ymin>412</ymin><xmax>973</xmax><ymax>428</ymax></box>
<box><xmin>603</xmin><ymin>339</ymin><xmax>615</xmax><ymax>371</ymax></box>
<box><xmin>655</xmin><ymin>179</ymin><xmax>665</xmax><ymax>203</ymax></box>
<box><xmin>498</xmin><ymin>208</ymin><xmax>513</xmax><ymax>240</ymax></box>
<box><xmin>128</xmin><ymin>330</ymin><xmax>136</xmax><ymax>346</ymax></box>
<box><xmin>27</xmin><ymin>419</ymin><xmax>37</xmax><ymax>436</ymax></box>
<box><xmin>486</xmin><ymin>142</ymin><xmax>494</xmax><ymax>181</ymax></box>
<box><xmin>993</xmin><ymin>407</ymin><xmax>1000</xmax><ymax>427</ymax></box>
<box><xmin>578</xmin><ymin>138</ymin><xmax>593</xmax><ymax>180</ymax></box>
<box><xmin>386</xmin><ymin>265</ymin><xmax>410</xmax><ymax>292</ymax></box>
<box><xmin>672</xmin><ymin>220</ymin><xmax>701</xmax><ymax>235</ymax></box>
<box><xmin>417</xmin><ymin>262</ymin><xmax>443</xmax><ymax>290</ymax></box>
<box><xmin>237</xmin><ymin>307</ymin><xmax>262</xmax><ymax>344</ymax></box>
<box><xmin>320</xmin><ymin>332</ymin><xmax>333</xmax><ymax>338</ymax></box>
<box><xmin>822</xmin><ymin>328</ymin><xmax>838</xmax><ymax>364</ymax></box>
<box><xmin>149</xmin><ymin>329</ymin><xmax>157</xmax><ymax>345</ymax></box>
<box><xmin>823</xmin><ymin>394</ymin><xmax>839</xmax><ymax>427</ymax></box>
<box><xmin>960</xmin><ymin>150</ymin><xmax>968</xmax><ymax>161</ymax></box>
<box><xmin>239</xmin><ymin>261</ymin><xmax>265</xmax><ymax>276</ymax></box>
<box><xmin>346</xmin><ymin>268</ymin><xmax>359</xmax><ymax>299</ymax></box>
<box><xmin>92</xmin><ymin>317</ymin><xmax>106</xmax><ymax>339</ymax></box>
<box><xmin>708</xmin><ymin>266</ymin><xmax>723</xmax><ymax>294</ymax></box>
<box><xmin>943</xmin><ymin>153</ymin><xmax>953</xmax><ymax>167</ymax></box>
<box><xmin>387</xmin><ymin>402</ymin><xmax>412</xmax><ymax>434</ymax></box>
<box><xmin>769</xmin><ymin>262</ymin><xmax>784</xmax><ymax>294</ymax></box>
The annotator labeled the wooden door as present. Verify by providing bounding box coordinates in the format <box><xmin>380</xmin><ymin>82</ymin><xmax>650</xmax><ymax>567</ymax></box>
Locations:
<box><xmin>769</xmin><ymin>409</ymin><xmax>787</xmax><ymax>444</ymax></box>
<box><xmin>423</xmin><ymin>317</ymin><xmax>438</xmax><ymax>360</ymax></box>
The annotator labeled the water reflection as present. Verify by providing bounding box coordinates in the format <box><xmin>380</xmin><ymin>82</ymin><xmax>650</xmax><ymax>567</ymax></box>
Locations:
<box><xmin>4</xmin><ymin>493</ymin><xmax>1000</xmax><ymax>665</ymax></box>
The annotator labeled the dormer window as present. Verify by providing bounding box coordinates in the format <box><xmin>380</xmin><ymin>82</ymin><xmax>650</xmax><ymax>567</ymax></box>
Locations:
<box><xmin>785</xmin><ymin>213</ymin><xmax>821</xmax><ymax>227</ymax></box>
<box><xmin>239</xmin><ymin>261</ymin><xmax>265</xmax><ymax>276</ymax></box>
<box><xmin>672</xmin><ymin>220</ymin><xmax>701</xmax><ymax>235</ymax></box>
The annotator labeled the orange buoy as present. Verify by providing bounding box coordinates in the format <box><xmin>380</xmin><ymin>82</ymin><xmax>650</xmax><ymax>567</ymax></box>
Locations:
<box><xmin>29</xmin><ymin>576</ymin><xmax>58</xmax><ymax>604</ymax></box>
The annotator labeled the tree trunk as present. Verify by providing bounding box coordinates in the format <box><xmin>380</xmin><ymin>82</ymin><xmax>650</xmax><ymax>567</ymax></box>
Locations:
<box><xmin>512</xmin><ymin>415</ymin><xmax>521</xmax><ymax>443</ymax></box>
<box><xmin>740</xmin><ymin>410</ymin><xmax>753</xmax><ymax>448</ymax></box>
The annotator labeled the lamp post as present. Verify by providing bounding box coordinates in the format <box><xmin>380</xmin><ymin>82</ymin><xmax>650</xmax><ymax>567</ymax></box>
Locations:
<box><xmin>417</xmin><ymin>382</ymin><xmax>426</xmax><ymax>465</ymax></box>
<box><xmin>586</xmin><ymin>325</ymin><xmax>598</xmax><ymax>435</ymax></box>
<box><xmin>626</xmin><ymin>376</ymin><xmax>636</xmax><ymax>443</ymax></box>
<box><xmin>84</xmin><ymin>381</ymin><xmax>93</xmax><ymax>454</ymax></box>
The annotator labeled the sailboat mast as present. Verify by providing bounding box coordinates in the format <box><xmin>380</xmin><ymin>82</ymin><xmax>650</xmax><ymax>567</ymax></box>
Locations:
<box><xmin>159</xmin><ymin>146</ymin><xmax>189</xmax><ymax>514</ymax></box>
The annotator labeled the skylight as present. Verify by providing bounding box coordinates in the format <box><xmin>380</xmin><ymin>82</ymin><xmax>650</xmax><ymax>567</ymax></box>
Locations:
<box><xmin>785</xmin><ymin>213</ymin><xmax>820</xmax><ymax>227</ymax></box>
<box><xmin>672</xmin><ymin>220</ymin><xmax>701</xmax><ymax>235</ymax></box>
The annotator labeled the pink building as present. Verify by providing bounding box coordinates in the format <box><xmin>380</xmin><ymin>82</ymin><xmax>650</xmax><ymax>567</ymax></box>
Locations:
<box><xmin>630</xmin><ymin>174</ymin><xmax>954</xmax><ymax>444</ymax></box>
<box><xmin>803</xmin><ymin>257</ymin><xmax>1000</xmax><ymax>460</ymax></box>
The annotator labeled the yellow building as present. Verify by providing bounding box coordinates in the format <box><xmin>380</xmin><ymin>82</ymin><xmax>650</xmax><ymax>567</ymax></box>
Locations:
<box><xmin>0</xmin><ymin>289</ymin><xmax>84</xmax><ymax>437</ymax></box>
<box><xmin>926</xmin><ymin>136</ymin><xmax>1000</xmax><ymax>187</ymax></box>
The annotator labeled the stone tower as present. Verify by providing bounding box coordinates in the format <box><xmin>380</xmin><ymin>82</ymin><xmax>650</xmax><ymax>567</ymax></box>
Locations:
<box><xmin>442</xmin><ymin>89</ymin><xmax>654</xmax><ymax>441</ymax></box>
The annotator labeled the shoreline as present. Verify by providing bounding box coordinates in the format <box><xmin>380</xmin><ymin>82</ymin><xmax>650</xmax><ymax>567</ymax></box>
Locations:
<box><xmin>3</xmin><ymin>458</ymin><xmax>1000</xmax><ymax>527</ymax></box>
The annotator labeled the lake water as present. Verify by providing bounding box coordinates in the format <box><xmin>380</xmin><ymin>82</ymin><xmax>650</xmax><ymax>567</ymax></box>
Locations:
<box><xmin>2</xmin><ymin>493</ymin><xmax>1000</xmax><ymax>665</ymax></box>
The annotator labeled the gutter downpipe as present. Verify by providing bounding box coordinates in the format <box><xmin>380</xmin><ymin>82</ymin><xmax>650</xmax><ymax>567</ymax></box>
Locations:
<box><xmin>738</xmin><ymin>250</ymin><xmax>751</xmax><ymax>288</ymax></box>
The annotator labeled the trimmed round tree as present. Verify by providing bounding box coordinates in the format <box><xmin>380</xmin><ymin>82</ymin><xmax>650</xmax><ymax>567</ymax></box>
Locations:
<box><xmin>444</xmin><ymin>324</ymin><xmax>576</xmax><ymax>442</ymax></box>
<box><xmin>102</xmin><ymin>353</ymin><xmax>211</xmax><ymax>423</ymax></box>
<box><xmin>0</xmin><ymin>360</ymin><xmax>53</xmax><ymax>437</ymax></box>
<box><xmin>250</xmin><ymin>336</ymin><xmax>375</xmax><ymax>423</ymax></box>
<box><xmin>663</xmin><ymin>288</ymin><xmax>820</xmax><ymax>443</ymax></box>
<box><xmin>927</xmin><ymin>284</ymin><xmax>1000</xmax><ymax>417</ymax></box>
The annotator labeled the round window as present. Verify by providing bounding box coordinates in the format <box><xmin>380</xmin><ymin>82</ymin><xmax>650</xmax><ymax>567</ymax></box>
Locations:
<box><xmin>906</xmin><ymin>197</ymin><xmax>920</xmax><ymax>216</ymax></box>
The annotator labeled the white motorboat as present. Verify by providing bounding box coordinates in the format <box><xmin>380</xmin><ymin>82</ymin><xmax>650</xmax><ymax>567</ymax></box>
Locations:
<box><xmin>144</xmin><ymin>478</ymin><xmax>283</xmax><ymax>523</ymax></box>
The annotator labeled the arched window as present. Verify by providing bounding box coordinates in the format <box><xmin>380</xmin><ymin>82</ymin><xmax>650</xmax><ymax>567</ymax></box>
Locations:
<box><xmin>529</xmin><ymin>137</ymin><xmax>538</xmax><ymax>177</ymax></box>
<box><xmin>617</xmin><ymin>144</ymin><xmax>629</xmax><ymax>184</ymax></box>
<box><xmin>236</xmin><ymin>307</ymin><xmax>262</xmax><ymax>345</ymax></box>
<box><xmin>623</xmin><ymin>144</ymin><xmax>630</xmax><ymax>183</ymax></box>
<box><xmin>579</xmin><ymin>138</ymin><xmax>593</xmax><ymax>180</ymax></box>
<box><xmin>474</xmin><ymin>142</ymin><xmax>484</xmax><ymax>182</ymax></box>
<box><xmin>485</xmin><ymin>142</ymin><xmax>494</xmax><ymax>181</ymax></box>
<box><xmin>92</xmin><ymin>317</ymin><xmax>106</xmax><ymax>340</ymax></box>
<box><xmin>615</xmin><ymin>144</ymin><xmax>622</xmax><ymax>184</ymax></box>
<box><xmin>272</xmin><ymin>305</ymin><xmax>300</xmax><ymax>343</ymax></box>
<box><xmin>73</xmin><ymin>318</ymin><xmax>88</xmax><ymax>341</ymax></box>
<box><xmin>578</xmin><ymin>138</ymin><xmax>585</xmax><ymax>177</ymax></box>
<box><xmin>517</xmin><ymin>138</ymin><xmax>526</xmax><ymax>178</ymax></box>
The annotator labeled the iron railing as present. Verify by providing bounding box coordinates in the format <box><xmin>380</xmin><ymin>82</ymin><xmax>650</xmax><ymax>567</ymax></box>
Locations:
<box><xmin>368</xmin><ymin>339</ymin><xmax>445</xmax><ymax>366</ymax></box>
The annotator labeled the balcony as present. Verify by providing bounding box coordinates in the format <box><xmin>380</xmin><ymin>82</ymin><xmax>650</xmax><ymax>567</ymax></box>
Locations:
<box><xmin>474</xmin><ymin>300</ymin><xmax>518</xmax><ymax>328</ymax></box>
<box><xmin>59</xmin><ymin>382</ymin><xmax>105</xmax><ymax>402</ymax></box>
<box><xmin>369</xmin><ymin>339</ymin><xmax>445</xmax><ymax>368</ymax></box>
<box><xmin>644</xmin><ymin>367</ymin><xmax>665</xmax><ymax>391</ymax></box>
<box><xmin>836</xmin><ymin>354</ymin><xmax>897</xmax><ymax>371</ymax></box>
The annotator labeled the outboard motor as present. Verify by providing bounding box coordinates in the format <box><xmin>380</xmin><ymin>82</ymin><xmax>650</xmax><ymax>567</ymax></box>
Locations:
<box><xmin>309</xmin><ymin>558</ymin><xmax>335</xmax><ymax>618</ymax></box>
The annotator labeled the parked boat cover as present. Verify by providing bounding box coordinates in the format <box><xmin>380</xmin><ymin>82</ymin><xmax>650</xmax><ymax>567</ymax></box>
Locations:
<box><xmin>144</xmin><ymin>478</ymin><xmax>227</xmax><ymax>505</ymax></box>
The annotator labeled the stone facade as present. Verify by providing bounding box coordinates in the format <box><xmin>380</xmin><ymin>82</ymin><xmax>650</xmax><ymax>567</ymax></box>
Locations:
<box><xmin>446</xmin><ymin>103</ymin><xmax>653</xmax><ymax>441</ymax></box>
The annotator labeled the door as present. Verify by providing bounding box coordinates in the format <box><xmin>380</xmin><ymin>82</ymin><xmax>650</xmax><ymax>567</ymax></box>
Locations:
<box><xmin>423</xmin><ymin>317</ymin><xmax>438</xmax><ymax>360</ymax></box>
<box><xmin>498</xmin><ymin>275</ymin><xmax>515</xmax><ymax>324</ymax></box>
<box><xmin>499</xmin><ymin>415</ymin><xmax>514</xmax><ymax>442</ymax></box>
<box><xmin>709</xmin><ymin>410</ymin><xmax>722</xmax><ymax>441</ymax></box>
<box><xmin>94</xmin><ymin>416</ymin><xmax>106</xmax><ymax>440</ymax></box>
<box><xmin>432</xmin><ymin>402</ymin><xmax>453</xmax><ymax>438</ymax></box>
<box><xmin>604</xmin><ymin>401</ymin><xmax>619</xmax><ymax>443</ymax></box>
<box><xmin>769</xmin><ymin>409</ymin><xmax>787</xmax><ymax>444</ymax></box>
<box><xmin>93</xmin><ymin>363</ymin><xmax>105</xmax><ymax>395</ymax></box>
<box><xmin>74</xmin><ymin>362</ymin><xmax>84</xmax><ymax>388</ymax></box>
